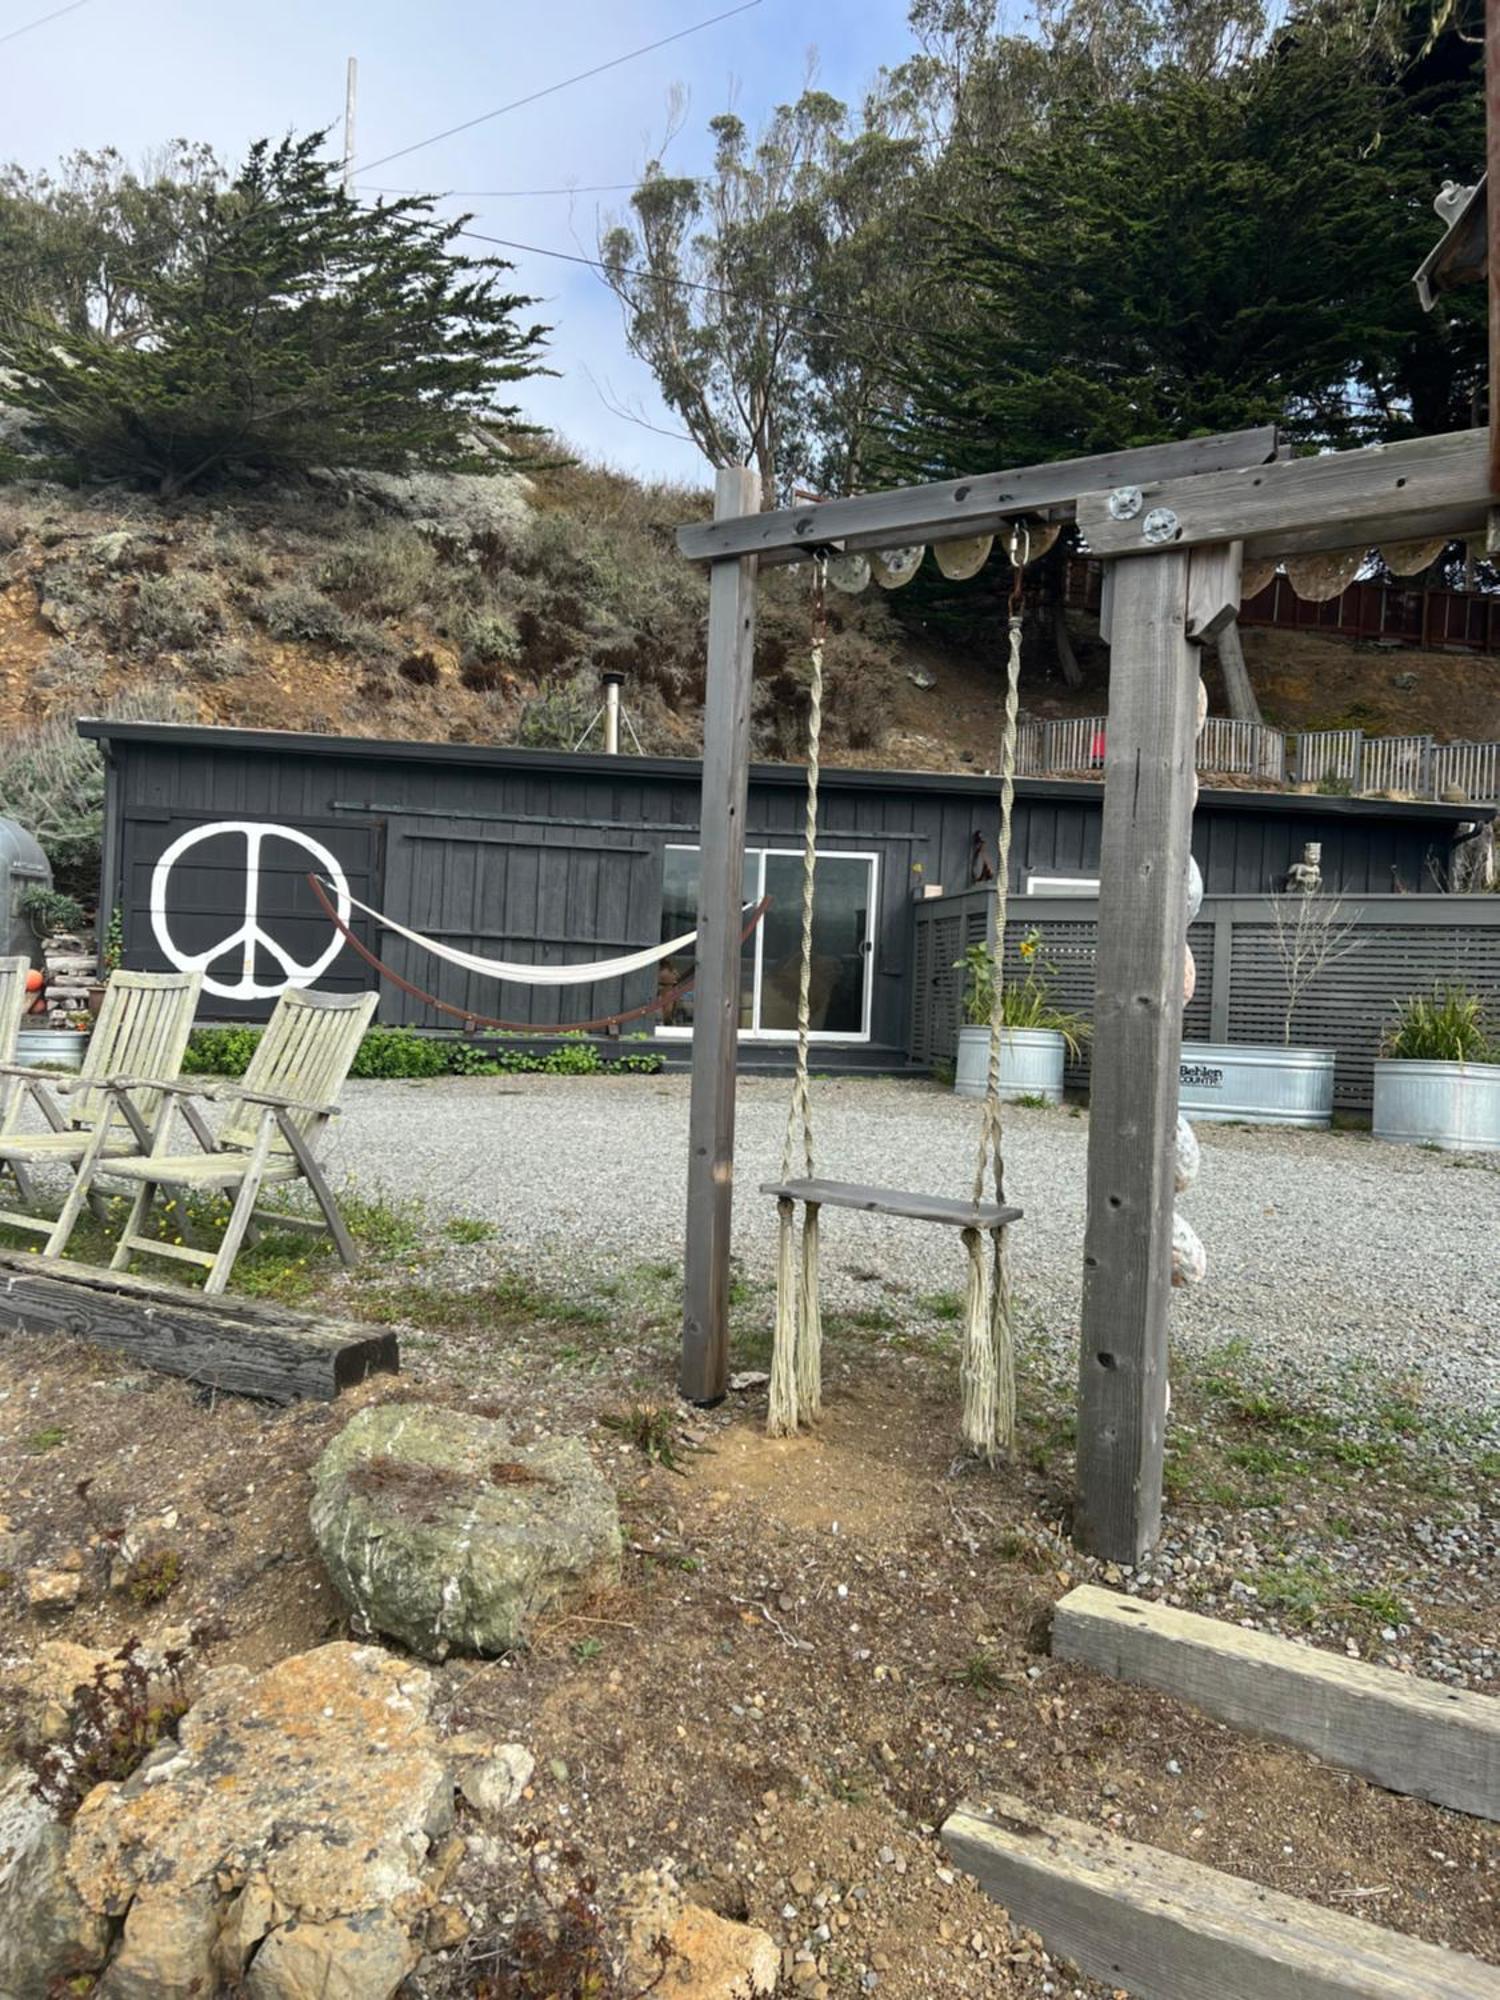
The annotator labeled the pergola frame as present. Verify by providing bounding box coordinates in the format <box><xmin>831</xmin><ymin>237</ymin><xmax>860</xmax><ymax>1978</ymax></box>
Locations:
<box><xmin>674</xmin><ymin>424</ymin><xmax>1494</xmax><ymax>1564</ymax></box>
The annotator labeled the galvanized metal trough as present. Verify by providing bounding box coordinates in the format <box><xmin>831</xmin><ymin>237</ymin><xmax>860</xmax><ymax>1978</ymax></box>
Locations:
<box><xmin>1178</xmin><ymin>1042</ymin><xmax>1336</xmax><ymax>1127</ymax></box>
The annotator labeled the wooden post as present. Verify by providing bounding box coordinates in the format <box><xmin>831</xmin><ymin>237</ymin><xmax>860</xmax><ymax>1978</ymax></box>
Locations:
<box><xmin>1487</xmin><ymin>0</ymin><xmax>1500</xmax><ymax>497</ymax></box>
<box><xmin>1076</xmin><ymin>550</ymin><xmax>1199</xmax><ymax>1562</ymax></box>
<box><xmin>680</xmin><ymin>465</ymin><xmax>761</xmax><ymax>1403</ymax></box>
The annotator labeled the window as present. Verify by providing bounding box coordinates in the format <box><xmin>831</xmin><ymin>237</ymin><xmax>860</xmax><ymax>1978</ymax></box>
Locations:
<box><xmin>660</xmin><ymin>845</ymin><xmax>878</xmax><ymax>1040</ymax></box>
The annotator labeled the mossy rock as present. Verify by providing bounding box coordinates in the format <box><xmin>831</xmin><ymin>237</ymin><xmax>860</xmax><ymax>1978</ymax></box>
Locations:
<box><xmin>310</xmin><ymin>1403</ymin><xmax>621</xmax><ymax>1659</ymax></box>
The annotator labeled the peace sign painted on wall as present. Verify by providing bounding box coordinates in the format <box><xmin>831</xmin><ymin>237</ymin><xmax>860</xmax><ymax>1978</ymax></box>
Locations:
<box><xmin>149</xmin><ymin>820</ymin><xmax>353</xmax><ymax>1002</ymax></box>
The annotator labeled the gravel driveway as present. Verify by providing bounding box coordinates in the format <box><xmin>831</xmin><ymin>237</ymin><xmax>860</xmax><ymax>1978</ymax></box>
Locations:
<box><xmin>325</xmin><ymin>1075</ymin><xmax>1499</xmax><ymax>1410</ymax></box>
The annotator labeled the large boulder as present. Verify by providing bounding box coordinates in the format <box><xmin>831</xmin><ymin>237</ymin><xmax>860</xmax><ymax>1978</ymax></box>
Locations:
<box><xmin>0</xmin><ymin>1642</ymin><xmax>458</xmax><ymax>2000</ymax></box>
<box><xmin>310</xmin><ymin>1402</ymin><xmax>622</xmax><ymax>1659</ymax></box>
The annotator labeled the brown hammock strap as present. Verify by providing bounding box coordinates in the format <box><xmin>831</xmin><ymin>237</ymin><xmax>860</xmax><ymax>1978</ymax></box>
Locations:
<box><xmin>307</xmin><ymin>871</ymin><xmax>771</xmax><ymax>1037</ymax></box>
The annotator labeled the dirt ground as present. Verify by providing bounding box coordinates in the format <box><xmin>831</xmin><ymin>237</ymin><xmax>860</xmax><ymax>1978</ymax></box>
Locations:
<box><xmin>2</xmin><ymin>1284</ymin><xmax>1495</xmax><ymax>1998</ymax></box>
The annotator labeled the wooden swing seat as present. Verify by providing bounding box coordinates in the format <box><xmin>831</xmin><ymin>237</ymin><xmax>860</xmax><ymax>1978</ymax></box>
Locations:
<box><xmin>762</xmin><ymin>1177</ymin><xmax>1022</xmax><ymax>1232</ymax></box>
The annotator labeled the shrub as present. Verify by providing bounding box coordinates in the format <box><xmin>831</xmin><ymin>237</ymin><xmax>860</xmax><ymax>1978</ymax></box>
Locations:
<box><xmin>184</xmin><ymin>1022</ymin><xmax>665</xmax><ymax>1080</ymax></box>
<box><xmin>515</xmin><ymin>672</ymin><xmax>598</xmax><ymax>751</ymax></box>
<box><xmin>130</xmin><ymin>570</ymin><xmax>224</xmax><ymax>652</ymax></box>
<box><xmin>259</xmin><ymin>581</ymin><xmax>354</xmax><ymax>647</ymax></box>
<box><xmin>318</xmin><ymin>524</ymin><xmax>449</xmax><ymax>617</ymax></box>
<box><xmin>182</xmin><ymin>1025</ymin><xmax>259</xmax><ymax>1075</ymax></box>
<box><xmin>350</xmin><ymin>1026</ymin><xmax>449</xmax><ymax>1078</ymax></box>
<box><xmin>21</xmin><ymin>886</ymin><xmax>87</xmax><ymax>936</ymax></box>
<box><xmin>1383</xmin><ymin>985</ymin><xmax>1495</xmax><ymax>1063</ymax></box>
<box><xmin>457</xmin><ymin>607</ymin><xmax>521</xmax><ymax>665</ymax></box>
<box><xmin>0</xmin><ymin>689</ymin><xmax>189</xmax><ymax>900</ymax></box>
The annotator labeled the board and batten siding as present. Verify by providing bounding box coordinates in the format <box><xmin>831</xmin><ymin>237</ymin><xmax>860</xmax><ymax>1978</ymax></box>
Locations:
<box><xmin>86</xmin><ymin>724</ymin><xmax>1486</xmax><ymax>1047</ymax></box>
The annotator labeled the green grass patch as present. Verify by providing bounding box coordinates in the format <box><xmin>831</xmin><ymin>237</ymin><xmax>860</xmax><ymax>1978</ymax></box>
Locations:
<box><xmin>918</xmin><ymin>1291</ymin><xmax>964</xmax><ymax>1321</ymax></box>
<box><xmin>443</xmin><ymin>1216</ymin><xmax>496</xmax><ymax>1245</ymax></box>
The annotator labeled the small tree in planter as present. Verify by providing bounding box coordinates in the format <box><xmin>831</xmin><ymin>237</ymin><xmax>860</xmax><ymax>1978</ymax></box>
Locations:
<box><xmin>953</xmin><ymin>928</ymin><xmax>1089</xmax><ymax>1103</ymax></box>
<box><xmin>1181</xmin><ymin>893</ymin><xmax>1360</xmax><ymax>1128</ymax></box>
<box><xmin>1374</xmin><ymin>985</ymin><xmax>1500</xmax><ymax>1152</ymax></box>
<box><xmin>1266</xmin><ymin>891</ymin><xmax>1363</xmax><ymax>1047</ymax></box>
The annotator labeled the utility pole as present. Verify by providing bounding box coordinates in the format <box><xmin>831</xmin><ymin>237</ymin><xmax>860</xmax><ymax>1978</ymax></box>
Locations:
<box><xmin>343</xmin><ymin>56</ymin><xmax>358</xmax><ymax>194</ymax></box>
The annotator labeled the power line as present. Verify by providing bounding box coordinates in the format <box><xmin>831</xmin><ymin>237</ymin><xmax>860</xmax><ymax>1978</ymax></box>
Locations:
<box><xmin>359</xmin><ymin>181</ymin><xmax>687</xmax><ymax>199</ymax></box>
<box><xmin>457</xmin><ymin>224</ymin><xmax>943</xmax><ymax>345</ymax></box>
<box><xmin>354</xmin><ymin>0</ymin><xmax>763</xmax><ymax>175</ymax></box>
<box><xmin>0</xmin><ymin>0</ymin><xmax>93</xmax><ymax>47</ymax></box>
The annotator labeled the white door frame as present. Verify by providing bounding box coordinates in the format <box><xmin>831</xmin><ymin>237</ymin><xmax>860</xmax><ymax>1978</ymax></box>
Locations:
<box><xmin>657</xmin><ymin>843</ymin><xmax>879</xmax><ymax>1044</ymax></box>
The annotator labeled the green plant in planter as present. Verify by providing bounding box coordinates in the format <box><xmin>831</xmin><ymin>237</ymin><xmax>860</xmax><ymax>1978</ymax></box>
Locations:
<box><xmin>956</xmin><ymin>929</ymin><xmax>1090</xmax><ymax>1060</ymax></box>
<box><xmin>20</xmin><ymin>886</ymin><xmax>86</xmax><ymax>940</ymax></box>
<box><xmin>1382</xmin><ymin>986</ymin><xmax>1495</xmax><ymax>1064</ymax></box>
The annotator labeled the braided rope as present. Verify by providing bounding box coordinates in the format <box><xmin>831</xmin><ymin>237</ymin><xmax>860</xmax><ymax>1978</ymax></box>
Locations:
<box><xmin>780</xmin><ymin>571</ymin><xmax>826</xmax><ymax>1184</ymax></box>
<box><xmin>960</xmin><ymin>534</ymin><xmax>1027</xmax><ymax>1457</ymax></box>
<box><xmin>769</xmin><ymin>561</ymin><xmax>827</xmax><ymax>1437</ymax></box>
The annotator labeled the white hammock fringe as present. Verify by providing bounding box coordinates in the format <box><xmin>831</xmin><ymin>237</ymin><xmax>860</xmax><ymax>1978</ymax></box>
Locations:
<box><xmin>333</xmin><ymin>880</ymin><xmax>751</xmax><ymax>988</ymax></box>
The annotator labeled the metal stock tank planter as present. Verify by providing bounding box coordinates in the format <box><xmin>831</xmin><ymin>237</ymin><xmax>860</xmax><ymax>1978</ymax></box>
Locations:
<box><xmin>1372</xmin><ymin>1058</ymin><xmax>1500</xmax><ymax>1152</ymax></box>
<box><xmin>955</xmin><ymin>1023</ymin><xmax>1067</xmax><ymax>1104</ymax></box>
<box><xmin>1179</xmin><ymin>1043</ymin><xmax>1336</xmax><ymax>1127</ymax></box>
<box><xmin>1372</xmin><ymin>987</ymin><xmax>1500</xmax><ymax>1152</ymax></box>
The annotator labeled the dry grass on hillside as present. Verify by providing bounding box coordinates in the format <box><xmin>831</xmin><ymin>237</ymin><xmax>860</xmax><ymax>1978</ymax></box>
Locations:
<box><xmin>0</xmin><ymin>457</ymin><xmax>905</xmax><ymax>763</ymax></box>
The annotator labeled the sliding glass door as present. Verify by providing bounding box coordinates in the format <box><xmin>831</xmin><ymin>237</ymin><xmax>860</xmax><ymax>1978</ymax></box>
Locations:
<box><xmin>658</xmin><ymin>845</ymin><xmax>877</xmax><ymax>1041</ymax></box>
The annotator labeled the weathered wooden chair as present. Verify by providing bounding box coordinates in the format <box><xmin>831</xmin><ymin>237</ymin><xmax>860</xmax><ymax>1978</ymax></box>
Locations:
<box><xmin>60</xmin><ymin>987</ymin><xmax>378</xmax><ymax>1295</ymax></box>
<box><xmin>0</xmin><ymin>969</ymin><xmax>203</xmax><ymax>1241</ymax></box>
<box><xmin>0</xmin><ymin>956</ymin><xmax>38</xmax><ymax>1172</ymax></box>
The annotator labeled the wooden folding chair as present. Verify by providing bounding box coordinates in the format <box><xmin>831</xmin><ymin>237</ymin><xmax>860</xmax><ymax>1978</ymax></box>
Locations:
<box><xmin>0</xmin><ymin>969</ymin><xmax>203</xmax><ymax>1242</ymax></box>
<box><xmin>0</xmin><ymin>956</ymin><xmax>35</xmax><ymax>1148</ymax></box>
<box><xmin>58</xmin><ymin>987</ymin><xmax>378</xmax><ymax>1295</ymax></box>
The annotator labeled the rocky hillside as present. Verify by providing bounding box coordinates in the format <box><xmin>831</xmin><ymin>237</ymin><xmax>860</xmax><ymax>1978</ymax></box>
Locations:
<box><xmin>2</xmin><ymin>455</ymin><xmax>1498</xmax><ymax>789</ymax></box>
<box><xmin>0</xmin><ymin>458</ymin><xmax>915</xmax><ymax>767</ymax></box>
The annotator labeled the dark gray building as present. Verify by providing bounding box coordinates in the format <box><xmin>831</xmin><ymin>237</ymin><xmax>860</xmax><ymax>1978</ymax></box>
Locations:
<box><xmin>85</xmin><ymin>719</ymin><xmax>1488</xmax><ymax>1064</ymax></box>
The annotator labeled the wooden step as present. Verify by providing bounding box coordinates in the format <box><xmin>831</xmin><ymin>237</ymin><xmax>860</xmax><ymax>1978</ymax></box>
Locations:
<box><xmin>942</xmin><ymin>1794</ymin><xmax>1500</xmax><ymax>2000</ymax></box>
<box><xmin>1053</xmin><ymin>1585</ymin><xmax>1499</xmax><ymax>1822</ymax></box>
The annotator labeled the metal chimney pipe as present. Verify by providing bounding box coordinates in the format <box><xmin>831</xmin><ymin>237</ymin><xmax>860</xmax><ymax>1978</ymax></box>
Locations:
<box><xmin>602</xmin><ymin>671</ymin><xmax>624</xmax><ymax>756</ymax></box>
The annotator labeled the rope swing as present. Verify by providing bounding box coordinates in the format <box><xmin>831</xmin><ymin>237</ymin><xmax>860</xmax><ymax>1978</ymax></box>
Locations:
<box><xmin>768</xmin><ymin>557</ymin><xmax>829</xmax><ymax>1437</ymax></box>
<box><xmin>765</xmin><ymin>526</ymin><xmax>1033</xmax><ymax>1460</ymax></box>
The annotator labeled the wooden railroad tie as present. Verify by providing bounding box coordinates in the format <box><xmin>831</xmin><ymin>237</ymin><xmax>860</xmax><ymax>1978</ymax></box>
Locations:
<box><xmin>942</xmin><ymin>1794</ymin><xmax>1500</xmax><ymax>2000</ymax></box>
<box><xmin>0</xmin><ymin>1250</ymin><xmax>397</xmax><ymax>1403</ymax></box>
<box><xmin>1053</xmin><ymin>1584</ymin><xmax>1499</xmax><ymax>1823</ymax></box>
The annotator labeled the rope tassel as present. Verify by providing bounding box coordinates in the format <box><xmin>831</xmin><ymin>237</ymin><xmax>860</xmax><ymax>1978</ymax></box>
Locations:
<box><xmin>769</xmin><ymin>1196</ymin><xmax>800</xmax><ymax>1437</ymax></box>
<box><xmin>990</xmin><ymin>1229</ymin><xmax>1016</xmax><ymax>1451</ymax></box>
<box><xmin>960</xmin><ymin>1226</ymin><xmax>998</xmax><ymax>1457</ymax></box>
<box><xmin>796</xmin><ymin>1204</ymin><xmax>822</xmax><ymax>1422</ymax></box>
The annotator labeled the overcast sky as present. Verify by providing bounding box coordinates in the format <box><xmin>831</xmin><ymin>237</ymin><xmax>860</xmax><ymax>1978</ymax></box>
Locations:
<box><xmin>4</xmin><ymin>0</ymin><xmax>924</xmax><ymax>485</ymax></box>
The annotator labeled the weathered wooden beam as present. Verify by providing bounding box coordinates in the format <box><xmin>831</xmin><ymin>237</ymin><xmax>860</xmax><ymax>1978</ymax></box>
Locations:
<box><xmin>1053</xmin><ymin>1584</ymin><xmax>1500</xmax><ymax>1823</ymax></box>
<box><xmin>0</xmin><ymin>1251</ymin><xmax>397</xmax><ymax>1402</ymax></box>
<box><xmin>1185</xmin><ymin>539</ymin><xmax>1242</xmax><ymax>641</ymax></box>
<box><xmin>681</xmin><ymin>465</ymin><xmax>761</xmax><ymax>1405</ymax></box>
<box><xmin>1076</xmin><ymin>553</ymin><xmax>1198</xmax><ymax>1564</ymax></box>
<box><xmin>677</xmin><ymin>427</ymin><xmax>1278</xmax><ymax>566</ymax></box>
<box><xmin>941</xmin><ymin>1795</ymin><xmax>1500</xmax><ymax>2000</ymax></box>
<box><xmin>1078</xmin><ymin>429</ymin><xmax>1490</xmax><ymax>561</ymax></box>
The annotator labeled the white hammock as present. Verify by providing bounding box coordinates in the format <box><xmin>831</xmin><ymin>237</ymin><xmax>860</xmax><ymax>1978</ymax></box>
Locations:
<box><xmin>336</xmin><ymin>882</ymin><xmax>716</xmax><ymax>988</ymax></box>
